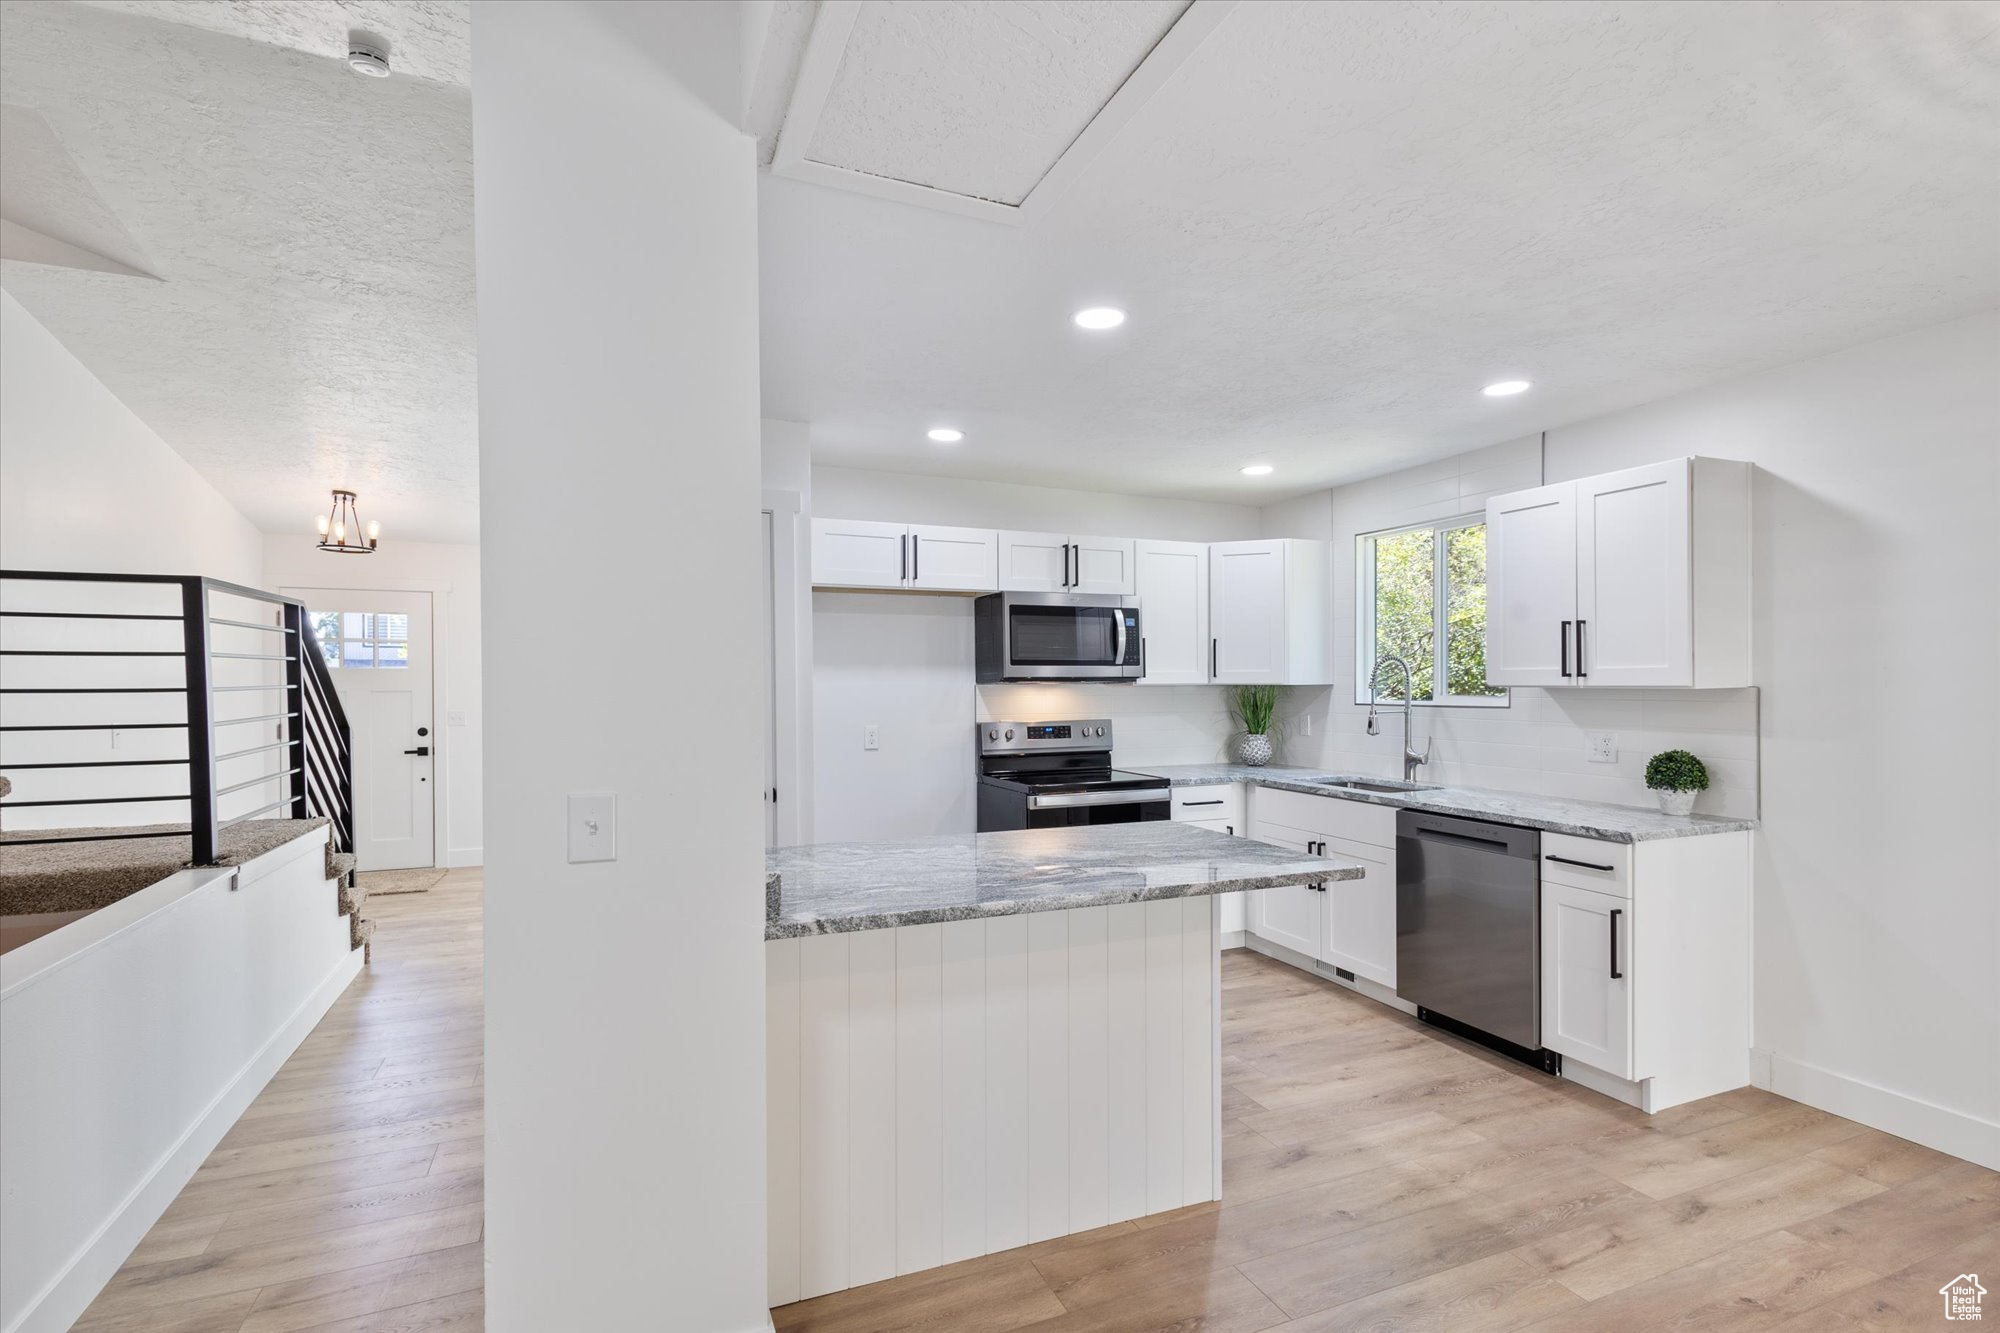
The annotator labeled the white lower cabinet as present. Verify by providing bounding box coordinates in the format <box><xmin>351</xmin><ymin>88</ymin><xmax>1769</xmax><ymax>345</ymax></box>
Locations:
<box><xmin>1537</xmin><ymin>830</ymin><xmax>1752</xmax><ymax>1112</ymax></box>
<box><xmin>1316</xmin><ymin>834</ymin><xmax>1395</xmax><ymax>988</ymax></box>
<box><xmin>1242</xmin><ymin>822</ymin><xmax>1321</xmax><ymax>958</ymax></box>
<box><xmin>1169</xmin><ymin>784</ymin><xmax>1245</xmax><ymax>936</ymax></box>
<box><xmin>1541</xmin><ymin>881</ymin><xmax>1632</xmax><ymax>1077</ymax></box>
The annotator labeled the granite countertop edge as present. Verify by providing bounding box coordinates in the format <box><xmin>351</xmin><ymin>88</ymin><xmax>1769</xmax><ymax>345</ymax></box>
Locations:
<box><xmin>765</xmin><ymin>862</ymin><xmax>1360</xmax><ymax>940</ymax></box>
<box><xmin>1139</xmin><ymin>764</ymin><xmax>1759</xmax><ymax>843</ymax></box>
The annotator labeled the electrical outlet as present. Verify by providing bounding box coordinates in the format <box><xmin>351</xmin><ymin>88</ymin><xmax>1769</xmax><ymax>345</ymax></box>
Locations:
<box><xmin>109</xmin><ymin>729</ymin><xmax>121</xmax><ymax>750</ymax></box>
<box><xmin>1300</xmin><ymin>712</ymin><xmax>1312</xmax><ymax>737</ymax></box>
<box><xmin>1587</xmin><ymin>732</ymin><xmax>1619</xmax><ymax>764</ymax></box>
<box><xmin>864</xmin><ymin>724</ymin><xmax>880</xmax><ymax>751</ymax></box>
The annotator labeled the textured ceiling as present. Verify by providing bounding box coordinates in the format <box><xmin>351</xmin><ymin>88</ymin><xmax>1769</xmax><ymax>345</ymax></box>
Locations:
<box><xmin>761</xmin><ymin>0</ymin><xmax>2000</xmax><ymax>504</ymax></box>
<box><xmin>806</xmin><ymin>0</ymin><xmax>1190</xmax><ymax>205</ymax></box>
<box><xmin>80</xmin><ymin>0</ymin><xmax>471</xmax><ymax>85</ymax></box>
<box><xmin>0</xmin><ymin>0</ymin><xmax>477</xmax><ymax>542</ymax></box>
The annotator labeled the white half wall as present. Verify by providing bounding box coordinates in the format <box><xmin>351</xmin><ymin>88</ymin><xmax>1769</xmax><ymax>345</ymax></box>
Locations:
<box><xmin>263</xmin><ymin>538</ymin><xmax>484</xmax><ymax>866</ymax></box>
<box><xmin>0</xmin><ymin>290</ymin><xmax>260</xmax><ymax>584</ymax></box>
<box><xmin>473</xmin><ymin>3</ymin><xmax>769</xmax><ymax>1330</ymax></box>
<box><xmin>1541</xmin><ymin>310</ymin><xmax>2000</xmax><ymax>1168</ymax></box>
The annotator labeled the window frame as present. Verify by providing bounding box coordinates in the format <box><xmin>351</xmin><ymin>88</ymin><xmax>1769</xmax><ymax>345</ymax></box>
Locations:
<box><xmin>1355</xmin><ymin>514</ymin><xmax>1510</xmax><ymax>709</ymax></box>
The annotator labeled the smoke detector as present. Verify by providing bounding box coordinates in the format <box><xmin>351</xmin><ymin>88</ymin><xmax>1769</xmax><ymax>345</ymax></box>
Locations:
<box><xmin>347</xmin><ymin>38</ymin><xmax>391</xmax><ymax>78</ymax></box>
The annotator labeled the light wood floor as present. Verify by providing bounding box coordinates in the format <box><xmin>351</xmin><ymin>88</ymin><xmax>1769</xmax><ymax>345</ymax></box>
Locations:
<box><xmin>74</xmin><ymin>869</ymin><xmax>485</xmax><ymax>1333</ymax></box>
<box><xmin>773</xmin><ymin>949</ymin><xmax>2000</xmax><ymax>1333</ymax></box>
<box><xmin>78</xmin><ymin>882</ymin><xmax>1997</xmax><ymax>1332</ymax></box>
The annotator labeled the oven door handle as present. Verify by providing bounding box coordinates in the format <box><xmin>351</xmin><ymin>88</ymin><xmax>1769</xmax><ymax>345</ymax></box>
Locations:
<box><xmin>1027</xmin><ymin>786</ymin><xmax>1171</xmax><ymax>810</ymax></box>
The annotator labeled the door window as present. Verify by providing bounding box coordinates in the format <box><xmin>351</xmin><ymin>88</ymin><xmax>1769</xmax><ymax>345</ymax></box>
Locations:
<box><xmin>312</xmin><ymin>610</ymin><xmax>411</xmax><ymax>669</ymax></box>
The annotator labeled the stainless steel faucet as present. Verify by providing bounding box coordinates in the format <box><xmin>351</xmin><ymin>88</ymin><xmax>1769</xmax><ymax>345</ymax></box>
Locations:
<box><xmin>1365</xmin><ymin>655</ymin><xmax>1433</xmax><ymax>782</ymax></box>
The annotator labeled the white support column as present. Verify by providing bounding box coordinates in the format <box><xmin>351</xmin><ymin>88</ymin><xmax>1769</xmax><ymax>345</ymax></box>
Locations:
<box><xmin>474</xmin><ymin>4</ymin><xmax>767</xmax><ymax>1329</ymax></box>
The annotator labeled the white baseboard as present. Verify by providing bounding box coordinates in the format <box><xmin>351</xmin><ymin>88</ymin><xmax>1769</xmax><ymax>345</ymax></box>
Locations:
<box><xmin>13</xmin><ymin>949</ymin><xmax>365</xmax><ymax>1333</ymax></box>
<box><xmin>1753</xmin><ymin>1047</ymin><xmax>2000</xmax><ymax>1171</ymax></box>
<box><xmin>446</xmin><ymin>847</ymin><xmax>483</xmax><ymax>869</ymax></box>
<box><xmin>1559</xmin><ymin>1058</ymin><xmax>1645</xmax><ymax>1110</ymax></box>
<box><xmin>1220</xmin><ymin>930</ymin><xmax>1246</xmax><ymax>950</ymax></box>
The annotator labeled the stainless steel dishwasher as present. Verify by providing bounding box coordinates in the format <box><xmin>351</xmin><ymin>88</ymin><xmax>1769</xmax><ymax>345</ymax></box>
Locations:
<box><xmin>1395</xmin><ymin>811</ymin><xmax>1559</xmax><ymax>1073</ymax></box>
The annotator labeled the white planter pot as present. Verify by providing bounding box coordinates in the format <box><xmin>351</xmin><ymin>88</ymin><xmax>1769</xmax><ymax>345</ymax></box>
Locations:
<box><xmin>1237</xmin><ymin>733</ymin><xmax>1273</xmax><ymax>767</ymax></box>
<box><xmin>1654</xmin><ymin>788</ymin><xmax>1698</xmax><ymax>816</ymax></box>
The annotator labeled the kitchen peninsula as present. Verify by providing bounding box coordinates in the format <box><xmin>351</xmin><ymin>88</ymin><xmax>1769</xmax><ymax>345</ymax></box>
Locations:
<box><xmin>763</xmin><ymin>822</ymin><xmax>1358</xmax><ymax>1304</ymax></box>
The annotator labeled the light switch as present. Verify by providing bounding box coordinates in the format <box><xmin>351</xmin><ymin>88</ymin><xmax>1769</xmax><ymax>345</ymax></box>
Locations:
<box><xmin>1587</xmin><ymin>733</ymin><xmax>1619</xmax><ymax>764</ymax></box>
<box><xmin>448</xmin><ymin>710</ymin><xmax>467</xmax><ymax>727</ymax></box>
<box><xmin>567</xmin><ymin>793</ymin><xmax>617</xmax><ymax>864</ymax></box>
<box><xmin>864</xmin><ymin>725</ymin><xmax>880</xmax><ymax>751</ymax></box>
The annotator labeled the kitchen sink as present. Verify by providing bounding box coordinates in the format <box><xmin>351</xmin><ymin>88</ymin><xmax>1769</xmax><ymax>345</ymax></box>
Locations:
<box><xmin>1313</xmin><ymin>778</ymin><xmax>1437</xmax><ymax>794</ymax></box>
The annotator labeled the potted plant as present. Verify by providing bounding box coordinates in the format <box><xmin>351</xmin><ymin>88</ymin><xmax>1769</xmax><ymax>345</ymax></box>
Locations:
<box><xmin>1229</xmin><ymin>684</ymin><xmax>1283</xmax><ymax>767</ymax></box>
<box><xmin>1644</xmin><ymin>749</ymin><xmax>1709</xmax><ymax>815</ymax></box>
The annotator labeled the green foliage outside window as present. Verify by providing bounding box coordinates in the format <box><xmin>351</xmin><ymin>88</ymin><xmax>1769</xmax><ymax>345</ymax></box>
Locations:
<box><xmin>1366</xmin><ymin>521</ymin><xmax>1506</xmax><ymax>704</ymax></box>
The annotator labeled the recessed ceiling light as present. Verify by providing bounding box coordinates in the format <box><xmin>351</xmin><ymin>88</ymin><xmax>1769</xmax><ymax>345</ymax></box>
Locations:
<box><xmin>926</xmin><ymin>427</ymin><xmax>964</xmax><ymax>443</ymax></box>
<box><xmin>1240</xmin><ymin>464</ymin><xmax>1274</xmax><ymax>477</ymax></box>
<box><xmin>1073</xmin><ymin>306</ymin><xmax>1126</xmax><ymax>331</ymax></box>
<box><xmin>1482</xmin><ymin>379</ymin><xmax>1532</xmax><ymax>397</ymax></box>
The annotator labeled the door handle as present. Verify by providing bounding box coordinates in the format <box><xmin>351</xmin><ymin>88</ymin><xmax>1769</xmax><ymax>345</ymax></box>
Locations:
<box><xmin>1609</xmin><ymin>907</ymin><xmax>1623</xmax><ymax>979</ymax></box>
<box><xmin>404</xmin><ymin>746</ymin><xmax>431</xmax><ymax>756</ymax></box>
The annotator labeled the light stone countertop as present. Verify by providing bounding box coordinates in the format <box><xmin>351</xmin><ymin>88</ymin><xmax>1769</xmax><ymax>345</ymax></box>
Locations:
<box><xmin>1138</xmin><ymin>764</ymin><xmax>1759</xmax><ymax>843</ymax></box>
<box><xmin>764</xmin><ymin>821</ymin><xmax>1361</xmax><ymax>940</ymax></box>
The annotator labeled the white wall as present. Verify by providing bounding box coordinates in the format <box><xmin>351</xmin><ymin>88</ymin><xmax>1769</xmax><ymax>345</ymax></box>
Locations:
<box><xmin>474</xmin><ymin>4</ymin><xmax>768</xmax><ymax>1330</ymax></box>
<box><xmin>262</xmin><ymin>538</ymin><xmax>484</xmax><ymax>866</ymax></box>
<box><xmin>1262</xmin><ymin>436</ymin><xmax>1762</xmax><ymax>819</ymax></box>
<box><xmin>0</xmin><ymin>290</ymin><xmax>261</xmax><ymax>583</ymax></box>
<box><xmin>1542</xmin><ymin>311</ymin><xmax>1999</xmax><ymax>1166</ymax></box>
<box><xmin>809</xmin><ymin>470</ymin><xmax>1260</xmax><ymax>842</ymax></box>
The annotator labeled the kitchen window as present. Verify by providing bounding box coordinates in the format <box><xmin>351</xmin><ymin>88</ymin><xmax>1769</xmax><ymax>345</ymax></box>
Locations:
<box><xmin>1356</xmin><ymin>517</ymin><xmax>1507</xmax><ymax>706</ymax></box>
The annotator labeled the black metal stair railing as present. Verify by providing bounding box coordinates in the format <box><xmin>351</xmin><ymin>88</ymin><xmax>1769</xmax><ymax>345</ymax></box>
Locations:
<box><xmin>0</xmin><ymin>570</ymin><xmax>354</xmax><ymax>865</ymax></box>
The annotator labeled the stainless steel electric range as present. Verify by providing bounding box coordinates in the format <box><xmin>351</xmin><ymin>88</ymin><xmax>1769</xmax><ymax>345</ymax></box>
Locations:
<box><xmin>974</xmin><ymin>719</ymin><xmax>1171</xmax><ymax>832</ymax></box>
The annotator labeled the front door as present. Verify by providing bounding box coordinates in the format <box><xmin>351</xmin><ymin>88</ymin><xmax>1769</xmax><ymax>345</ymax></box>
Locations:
<box><xmin>284</xmin><ymin>588</ymin><xmax>436</xmax><ymax>871</ymax></box>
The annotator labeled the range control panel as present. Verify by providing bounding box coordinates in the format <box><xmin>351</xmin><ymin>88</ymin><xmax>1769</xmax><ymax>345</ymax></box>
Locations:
<box><xmin>979</xmin><ymin>718</ymin><xmax>1114</xmax><ymax>754</ymax></box>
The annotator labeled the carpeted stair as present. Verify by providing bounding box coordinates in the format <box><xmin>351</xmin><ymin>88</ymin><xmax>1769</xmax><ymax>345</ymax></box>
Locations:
<box><xmin>323</xmin><ymin>847</ymin><xmax>373</xmax><ymax>961</ymax></box>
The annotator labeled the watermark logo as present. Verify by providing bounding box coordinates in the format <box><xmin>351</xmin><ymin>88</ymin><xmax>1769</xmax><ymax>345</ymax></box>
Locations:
<box><xmin>1941</xmin><ymin>1274</ymin><xmax>1987</xmax><ymax>1321</ymax></box>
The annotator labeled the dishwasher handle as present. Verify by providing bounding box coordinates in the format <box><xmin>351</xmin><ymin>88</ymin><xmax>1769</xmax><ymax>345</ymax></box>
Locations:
<box><xmin>1397</xmin><ymin>810</ymin><xmax>1539</xmax><ymax>859</ymax></box>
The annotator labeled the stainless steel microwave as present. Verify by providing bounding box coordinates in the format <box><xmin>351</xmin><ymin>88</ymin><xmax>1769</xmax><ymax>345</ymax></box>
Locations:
<box><xmin>974</xmin><ymin>593</ymin><xmax>1144</xmax><ymax>682</ymax></box>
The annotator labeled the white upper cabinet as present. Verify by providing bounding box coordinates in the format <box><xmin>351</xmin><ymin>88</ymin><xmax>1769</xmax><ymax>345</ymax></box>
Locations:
<box><xmin>908</xmin><ymin>524</ymin><xmax>999</xmax><ymax>592</ymax></box>
<box><xmin>811</xmin><ymin>518</ymin><xmax>910</xmax><ymax>589</ymax></box>
<box><xmin>997</xmin><ymin>531</ymin><xmax>1135</xmax><ymax>595</ymax></box>
<box><xmin>1485</xmin><ymin>458</ymin><xmax>1750</xmax><ymax>689</ymax></box>
<box><xmin>812</xmin><ymin>519</ymin><xmax>996</xmax><ymax>592</ymax></box>
<box><xmin>1133</xmin><ymin>539</ymin><xmax>1209</xmax><ymax>685</ymax></box>
<box><xmin>1209</xmin><ymin>540</ymin><xmax>1332</xmax><ymax>686</ymax></box>
<box><xmin>1485</xmin><ymin>482</ymin><xmax>1578</xmax><ymax>687</ymax></box>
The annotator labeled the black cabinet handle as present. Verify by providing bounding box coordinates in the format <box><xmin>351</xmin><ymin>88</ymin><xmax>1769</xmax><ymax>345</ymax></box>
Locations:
<box><xmin>1561</xmin><ymin>620</ymin><xmax>1572</xmax><ymax>678</ymax></box>
<box><xmin>1140</xmin><ymin>636</ymin><xmax>1147</xmax><ymax>675</ymax></box>
<box><xmin>899</xmin><ymin>533</ymin><xmax>909</xmax><ymax>582</ymax></box>
<box><xmin>1211</xmin><ymin>639</ymin><xmax>1218</xmax><ymax>677</ymax></box>
<box><xmin>1182</xmin><ymin>799</ymin><xmax>1225</xmax><ymax>807</ymax></box>
<box><xmin>913</xmin><ymin>534</ymin><xmax>919</xmax><ymax>582</ymax></box>
<box><xmin>1576</xmin><ymin>619</ymin><xmax>1588</xmax><ymax>679</ymax></box>
<box><xmin>1225</xmin><ymin>824</ymin><xmax>1234</xmax><ymax>836</ymax></box>
<box><xmin>1547</xmin><ymin>855</ymin><xmax>1616</xmax><ymax>872</ymax></box>
<box><xmin>1609</xmin><ymin>907</ymin><xmax>1623</xmax><ymax>979</ymax></box>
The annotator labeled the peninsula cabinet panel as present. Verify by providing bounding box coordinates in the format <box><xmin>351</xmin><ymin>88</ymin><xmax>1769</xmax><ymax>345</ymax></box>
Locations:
<box><xmin>767</xmin><ymin>904</ymin><xmax>1221</xmax><ymax>1304</ymax></box>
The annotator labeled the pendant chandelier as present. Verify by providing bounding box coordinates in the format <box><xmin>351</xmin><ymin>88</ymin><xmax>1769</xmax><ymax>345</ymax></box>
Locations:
<box><xmin>315</xmin><ymin>489</ymin><xmax>379</xmax><ymax>554</ymax></box>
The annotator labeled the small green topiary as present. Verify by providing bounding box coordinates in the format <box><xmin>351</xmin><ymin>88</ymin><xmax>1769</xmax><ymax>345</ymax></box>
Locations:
<box><xmin>1645</xmin><ymin>749</ymin><xmax>1709</xmax><ymax>793</ymax></box>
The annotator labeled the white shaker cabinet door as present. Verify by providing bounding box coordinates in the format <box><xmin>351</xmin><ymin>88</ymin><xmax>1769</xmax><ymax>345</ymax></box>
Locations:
<box><xmin>909</xmin><ymin>525</ymin><xmax>998</xmax><ymax>592</ymax></box>
<box><xmin>1575</xmin><ymin>460</ymin><xmax>1692</xmax><ymax>687</ymax></box>
<box><xmin>1485</xmin><ymin>482</ymin><xmax>1578</xmax><ymax>687</ymax></box>
<box><xmin>1209</xmin><ymin>541</ymin><xmax>1287</xmax><ymax>684</ymax></box>
<box><xmin>996</xmin><ymin>531</ymin><xmax>1070</xmax><ymax>592</ymax></box>
<box><xmin>1133</xmin><ymin>539</ymin><xmax>1209</xmax><ymax>685</ymax></box>
<box><xmin>1317</xmin><ymin>834</ymin><xmax>1395</xmax><ymax>989</ymax></box>
<box><xmin>1541</xmin><ymin>881</ymin><xmax>1634</xmax><ymax>1078</ymax></box>
<box><xmin>1070</xmin><ymin>536</ymin><xmax>1136</xmax><ymax>596</ymax></box>
<box><xmin>1244</xmin><ymin>822</ymin><xmax>1320</xmax><ymax>958</ymax></box>
<box><xmin>813</xmin><ymin>518</ymin><xmax>909</xmax><ymax>589</ymax></box>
